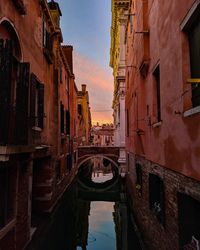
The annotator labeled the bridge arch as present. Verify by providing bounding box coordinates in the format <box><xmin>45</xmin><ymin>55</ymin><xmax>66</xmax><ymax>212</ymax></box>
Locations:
<box><xmin>77</xmin><ymin>154</ymin><xmax>119</xmax><ymax>170</ymax></box>
<box><xmin>77</xmin><ymin>146</ymin><xmax>120</xmax><ymax>169</ymax></box>
<box><xmin>77</xmin><ymin>147</ymin><xmax>121</xmax><ymax>201</ymax></box>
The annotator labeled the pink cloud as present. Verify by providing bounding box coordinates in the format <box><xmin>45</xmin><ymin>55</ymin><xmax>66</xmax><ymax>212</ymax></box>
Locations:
<box><xmin>73</xmin><ymin>52</ymin><xmax>113</xmax><ymax>124</ymax></box>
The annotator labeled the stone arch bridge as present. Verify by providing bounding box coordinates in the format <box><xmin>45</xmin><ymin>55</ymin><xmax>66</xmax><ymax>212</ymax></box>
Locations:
<box><xmin>77</xmin><ymin>146</ymin><xmax>120</xmax><ymax>169</ymax></box>
<box><xmin>77</xmin><ymin>146</ymin><xmax>124</xmax><ymax>201</ymax></box>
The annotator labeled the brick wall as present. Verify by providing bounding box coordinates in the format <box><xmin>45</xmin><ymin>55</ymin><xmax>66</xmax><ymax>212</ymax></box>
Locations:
<box><xmin>126</xmin><ymin>153</ymin><xmax>200</xmax><ymax>250</ymax></box>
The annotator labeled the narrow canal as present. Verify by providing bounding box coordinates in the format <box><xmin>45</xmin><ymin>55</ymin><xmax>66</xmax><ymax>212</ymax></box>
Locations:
<box><xmin>27</xmin><ymin>159</ymin><xmax>142</xmax><ymax>250</ymax></box>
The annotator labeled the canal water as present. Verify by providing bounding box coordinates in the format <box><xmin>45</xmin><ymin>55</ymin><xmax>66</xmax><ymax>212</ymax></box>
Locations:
<box><xmin>27</xmin><ymin>168</ymin><xmax>142</xmax><ymax>250</ymax></box>
<box><xmin>83</xmin><ymin>201</ymin><xmax>116</xmax><ymax>250</ymax></box>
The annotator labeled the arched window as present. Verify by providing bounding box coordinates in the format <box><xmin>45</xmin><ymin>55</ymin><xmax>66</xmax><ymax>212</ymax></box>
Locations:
<box><xmin>0</xmin><ymin>20</ymin><xmax>30</xmax><ymax>145</ymax></box>
<box><xmin>0</xmin><ymin>20</ymin><xmax>22</xmax><ymax>60</ymax></box>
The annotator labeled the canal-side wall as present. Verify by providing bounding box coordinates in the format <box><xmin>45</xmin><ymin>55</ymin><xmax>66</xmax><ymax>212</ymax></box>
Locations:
<box><xmin>126</xmin><ymin>153</ymin><xmax>200</xmax><ymax>250</ymax></box>
<box><xmin>0</xmin><ymin>0</ymin><xmax>78</xmax><ymax>249</ymax></box>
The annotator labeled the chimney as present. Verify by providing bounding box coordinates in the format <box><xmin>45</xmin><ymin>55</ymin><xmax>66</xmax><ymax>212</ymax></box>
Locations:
<box><xmin>62</xmin><ymin>45</ymin><xmax>73</xmax><ymax>74</ymax></box>
<box><xmin>48</xmin><ymin>1</ymin><xmax>62</xmax><ymax>28</ymax></box>
<box><xmin>82</xmin><ymin>84</ymin><xmax>86</xmax><ymax>93</ymax></box>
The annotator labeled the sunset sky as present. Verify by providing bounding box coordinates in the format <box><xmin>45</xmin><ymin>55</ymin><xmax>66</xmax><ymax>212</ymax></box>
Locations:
<box><xmin>56</xmin><ymin>0</ymin><xmax>113</xmax><ymax>124</ymax></box>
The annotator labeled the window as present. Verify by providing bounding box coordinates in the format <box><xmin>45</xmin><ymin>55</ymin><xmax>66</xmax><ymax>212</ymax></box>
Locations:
<box><xmin>66</xmin><ymin>110</ymin><xmax>70</xmax><ymax>135</ymax></box>
<box><xmin>15</xmin><ymin>62</ymin><xmax>30</xmax><ymax>144</ymax></box>
<box><xmin>135</xmin><ymin>164</ymin><xmax>142</xmax><ymax>194</ymax></box>
<box><xmin>0</xmin><ymin>39</ymin><xmax>15</xmax><ymax>144</ymax></box>
<box><xmin>178</xmin><ymin>193</ymin><xmax>200</xmax><ymax>249</ymax></box>
<box><xmin>60</xmin><ymin>102</ymin><xmax>64</xmax><ymax>134</ymax></box>
<box><xmin>55</xmin><ymin>160</ymin><xmax>61</xmax><ymax>182</ymax></box>
<box><xmin>188</xmin><ymin>19</ymin><xmax>200</xmax><ymax>107</ymax></box>
<box><xmin>30</xmin><ymin>74</ymin><xmax>45</xmax><ymax>129</ymax></box>
<box><xmin>78</xmin><ymin>104</ymin><xmax>82</xmax><ymax>116</ymax></box>
<box><xmin>153</xmin><ymin>65</ymin><xmax>161</xmax><ymax>122</ymax></box>
<box><xmin>0</xmin><ymin>163</ymin><xmax>16</xmax><ymax>229</ymax></box>
<box><xmin>60</xmin><ymin>61</ymin><xmax>62</xmax><ymax>83</ymax></box>
<box><xmin>42</xmin><ymin>17</ymin><xmax>53</xmax><ymax>64</ymax></box>
<box><xmin>149</xmin><ymin>173</ymin><xmax>165</xmax><ymax>224</ymax></box>
<box><xmin>181</xmin><ymin>2</ymin><xmax>200</xmax><ymax>108</ymax></box>
<box><xmin>66</xmin><ymin>154</ymin><xmax>72</xmax><ymax>172</ymax></box>
<box><xmin>0</xmin><ymin>39</ymin><xmax>30</xmax><ymax>144</ymax></box>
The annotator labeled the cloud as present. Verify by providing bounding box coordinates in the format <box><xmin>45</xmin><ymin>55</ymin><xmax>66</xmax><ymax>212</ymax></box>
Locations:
<box><xmin>73</xmin><ymin>52</ymin><xmax>113</xmax><ymax>124</ymax></box>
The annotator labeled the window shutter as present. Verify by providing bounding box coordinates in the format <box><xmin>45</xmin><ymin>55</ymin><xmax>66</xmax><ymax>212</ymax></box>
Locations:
<box><xmin>30</xmin><ymin>74</ymin><xmax>36</xmax><ymax>127</ymax></box>
<box><xmin>0</xmin><ymin>40</ymin><xmax>13</xmax><ymax>145</ymax></box>
<box><xmin>66</xmin><ymin>154</ymin><xmax>72</xmax><ymax>172</ymax></box>
<box><xmin>60</xmin><ymin>103</ymin><xmax>64</xmax><ymax>133</ymax></box>
<box><xmin>66</xmin><ymin>110</ymin><xmax>70</xmax><ymax>135</ymax></box>
<box><xmin>38</xmin><ymin>83</ymin><xmax>44</xmax><ymax>129</ymax></box>
<box><xmin>15</xmin><ymin>63</ymin><xmax>30</xmax><ymax>144</ymax></box>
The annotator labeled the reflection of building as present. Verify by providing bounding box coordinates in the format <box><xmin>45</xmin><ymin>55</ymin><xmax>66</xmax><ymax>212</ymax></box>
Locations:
<box><xmin>125</xmin><ymin>0</ymin><xmax>200</xmax><ymax>249</ymax></box>
<box><xmin>92</xmin><ymin>157</ymin><xmax>112</xmax><ymax>173</ymax></box>
<box><xmin>110</xmin><ymin>0</ymin><xmax>129</xmax><ymax>170</ymax></box>
<box><xmin>0</xmin><ymin>0</ymin><xmax>78</xmax><ymax>248</ymax></box>
<box><xmin>76</xmin><ymin>200</ymin><xmax>90</xmax><ymax>250</ymax></box>
<box><xmin>77</xmin><ymin>84</ymin><xmax>92</xmax><ymax>146</ymax></box>
<box><xmin>91</xmin><ymin>123</ymin><xmax>114</xmax><ymax>146</ymax></box>
<box><xmin>93</xmin><ymin>157</ymin><xmax>103</xmax><ymax>171</ymax></box>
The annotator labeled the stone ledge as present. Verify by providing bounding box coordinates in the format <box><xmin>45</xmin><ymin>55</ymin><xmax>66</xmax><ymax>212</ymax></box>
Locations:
<box><xmin>152</xmin><ymin>121</ymin><xmax>162</xmax><ymax>128</ymax></box>
<box><xmin>0</xmin><ymin>219</ymin><xmax>16</xmax><ymax>240</ymax></box>
<box><xmin>183</xmin><ymin>105</ymin><xmax>200</xmax><ymax>117</ymax></box>
<box><xmin>0</xmin><ymin>145</ymin><xmax>34</xmax><ymax>155</ymax></box>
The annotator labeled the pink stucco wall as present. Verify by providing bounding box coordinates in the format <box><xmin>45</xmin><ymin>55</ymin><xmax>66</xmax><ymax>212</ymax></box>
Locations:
<box><xmin>126</xmin><ymin>0</ymin><xmax>200</xmax><ymax>180</ymax></box>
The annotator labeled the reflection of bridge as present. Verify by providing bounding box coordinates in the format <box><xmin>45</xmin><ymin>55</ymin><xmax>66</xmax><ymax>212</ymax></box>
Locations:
<box><xmin>77</xmin><ymin>146</ymin><xmax>124</xmax><ymax>201</ymax></box>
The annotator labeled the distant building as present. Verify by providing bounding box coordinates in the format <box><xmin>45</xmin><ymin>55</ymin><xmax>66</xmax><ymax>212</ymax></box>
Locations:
<box><xmin>125</xmin><ymin>0</ymin><xmax>200</xmax><ymax>249</ymax></box>
<box><xmin>91</xmin><ymin>123</ymin><xmax>114</xmax><ymax>146</ymax></box>
<box><xmin>0</xmin><ymin>0</ymin><xmax>78</xmax><ymax>248</ymax></box>
<box><xmin>77</xmin><ymin>84</ymin><xmax>92</xmax><ymax>146</ymax></box>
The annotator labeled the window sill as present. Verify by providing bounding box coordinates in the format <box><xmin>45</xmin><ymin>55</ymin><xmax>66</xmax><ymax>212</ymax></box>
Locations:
<box><xmin>0</xmin><ymin>219</ymin><xmax>16</xmax><ymax>240</ymax></box>
<box><xmin>32</xmin><ymin>126</ymin><xmax>42</xmax><ymax>132</ymax></box>
<box><xmin>183</xmin><ymin>105</ymin><xmax>200</xmax><ymax>117</ymax></box>
<box><xmin>152</xmin><ymin>121</ymin><xmax>162</xmax><ymax>128</ymax></box>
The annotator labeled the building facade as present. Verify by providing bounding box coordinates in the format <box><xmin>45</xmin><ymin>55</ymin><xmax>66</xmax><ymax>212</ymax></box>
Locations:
<box><xmin>125</xmin><ymin>0</ymin><xmax>200</xmax><ymax>249</ymax></box>
<box><xmin>77</xmin><ymin>84</ymin><xmax>92</xmax><ymax>146</ymax></box>
<box><xmin>91</xmin><ymin>123</ymin><xmax>114</xmax><ymax>146</ymax></box>
<box><xmin>110</xmin><ymin>0</ymin><xmax>129</xmax><ymax>172</ymax></box>
<box><xmin>0</xmin><ymin>0</ymin><xmax>78</xmax><ymax>249</ymax></box>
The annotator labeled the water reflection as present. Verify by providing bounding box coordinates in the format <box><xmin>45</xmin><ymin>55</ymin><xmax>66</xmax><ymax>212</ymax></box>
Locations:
<box><xmin>92</xmin><ymin>172</ymin><xmax>113</xmax><ymax>183</ymax></box>
<box><xmin>27</xmin><ymin>176</ymin><xmax>141</xmax><ymax>250</ymax></box>
<box><xmin>87</xmin><ymin>202</ymin><xmax>116</xmax><ymax>250</ymax></box>
<box><xmin>91</xmin><ymin>157</ymin><xmax>114</xmax><ymax>183</ymax></box>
